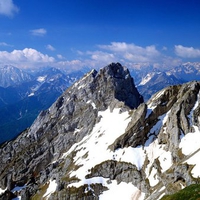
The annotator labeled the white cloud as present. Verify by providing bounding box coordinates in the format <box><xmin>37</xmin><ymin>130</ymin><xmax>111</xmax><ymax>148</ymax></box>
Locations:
<box><xmin>46</xmin><ymin>44</ymin><xmax>55</xmax><ymax>51</ymax></box>
<box><xmin>0</xmin><ymin>42</ymin><xmax>12</xmax><ymax>47</ymax></box>
<box><xmin>30</xmin><ymin>28</ymin><xmax>47</xmax><ymax>36</ymax></box>
<box><xmin>0</xmin><ymin>42</ymin><xmax>186</xmax><ymax>71</ymax></box>
<box><xmin>0</xmin><ymin>0</ymin><xmax>19</xmax><ymax>17</ymax></box>
<box><xmin>56</xmin><ymin>60</ymin><xmax>88</xmax><ymax>72</ymax></box>
<box><xmin>0</xmin><ymin>48</ymin><xmax>55</xmax><ymax>68</ymax></box>
<box><xmin>175</xmin><ymin>45</ymin><xmax>200</xmax><ymax>58</ymax></box>
<box><xmin>87</xmin><ymin>50</ymin><xmax>116</xmax><ymax>63</ymax></box>
<box><xmin>57</xmin><ymin>54</ymin><xmax>64</xmax><ymax>59</ymax></box>
<box><xmin>162</xmin><ymin>46</ymin><xmax>167</xmax><ymax>51</ymax></box>
<box><xmin>98</xmin><ymin>42</ymin><xmax>160</xmax><ymax>63</ymax></box>
<box><xmin>69</xmin><ymin>42</ymin><xmax>182</xmax><ymax>70</ymax></box>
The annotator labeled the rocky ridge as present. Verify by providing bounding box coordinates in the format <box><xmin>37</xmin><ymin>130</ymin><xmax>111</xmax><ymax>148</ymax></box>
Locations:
<box><xmin>0</xmin><ymin>63</ymin><xmax>200</xmax><ymax>200</ymax></box>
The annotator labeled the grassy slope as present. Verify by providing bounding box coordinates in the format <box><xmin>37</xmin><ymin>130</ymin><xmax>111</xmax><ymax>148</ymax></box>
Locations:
<box><xmin>161</xmin><ymin>184</ymin><xmax>200</xmax><ymax>200</ymax></box>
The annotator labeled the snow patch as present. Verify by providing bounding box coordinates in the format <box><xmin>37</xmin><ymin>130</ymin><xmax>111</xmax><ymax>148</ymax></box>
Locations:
<box><xmin>138</xmin><ymin>74</ymin><xmax>153</xmax><ymax>86</ymax></box>
<box><xmin>114</xmin><ymin>146</ymin><xmax>145</xmax><ymax>170</ymax></box>
<box><xmin>180</xmin><ymin>125</ymin><xmax>200</xmax><ymax>177</ymax></box>
<box><xmin>145</xmin><ymin>138</ymin><xmax>172</xmax><ymax>186</ymax></box>
<box><xmin>99</xmin><ymin>181</ymin><xmax>145</xmax><ymax>200</ymax></box>
<box><xmin>147</xmin><ymin>111</ymin><xmax>170</xmax><ymax>137</ymax></box>
<box><xmin>73</xmin><ymin>70</ymin><xmax>95</xmax><ymax>90</ymax></box>
<box><xmin>37</xmin><ymin>76</ymin><xmax>46</xmax><ymax>82</ymax></box>
<box><xmin>159</xmin><ymin>150</ymin><xmax>172</xmax><ymax>172</ymax></box>
<box><xmin>180</xmin><ymin>126</ymin><xmax>200</xmax><ymax>155</ymax></box>
<box><xmin>0</xmin><ymin>187</ymin><xmax>7</xmax><ymax>195</ymax></box>
<box><xmin>148</xmin><ymin>167</ymin><xmax>159</xmax><ymax>187</ymax></box>
<box><xmin>43</xmin><ymin>179</ymin><xmax>57</xmax><ymax>199</ymax></box>
<box><xmin>188</xmin><ymin>91</ymin><xmax>200</xmax><ymax>125</ymax></box>
<box><xmin>68</xmin><ymin>177</ymin><xmax>109</xmax><ymax>188</ymax></box>
<box><xmin>87</xmin><ymin>100</ymin><xmax>96</xmax><ymax>109</ymax></box>
<box><xmin>28</xmin><ymin>92</ymin><xmax>34</xmax><ymax>97</ymax></box>
<box><xmin>185</xmin><ymin>151</ymin><xmax>200</xmax><ymax>178</ymax></box>
<box><xmin>12</xmin><ymin>197</ymin><xmax>21</xmax><ymax>200</ymax></box>
<box><xmin>146</xmin><ymin>96</ymin><xmax>170</xmax><ymax>119</ymax></box>
<box><xmin>74</xmin><ymin>128</ymin><xmax>81</xmax><ymax>134</ymax></box>
<box><xmin>154</xmin><ymin>90</ymin><xmax>165</xmax><ymax>100</ymax></box>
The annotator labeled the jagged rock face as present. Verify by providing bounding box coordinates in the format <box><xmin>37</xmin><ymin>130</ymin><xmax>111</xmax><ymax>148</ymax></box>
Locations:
<box><xmin>97</xmin><ymin>63</ymin><xmax>143</xmax><ymax>109</ymax></box>
<box><xmin>0</xmin><ymin>63</ymin><xmax>143</xmax><ymax>199</ymax></box>
<box><xmin>1</xmin><ymin>63</ymin><xmax>200</xmax><ymax>200</ymax></box>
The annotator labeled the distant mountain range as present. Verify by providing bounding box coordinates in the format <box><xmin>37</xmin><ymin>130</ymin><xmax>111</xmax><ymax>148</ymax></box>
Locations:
<box><xmin>130</xmin><ymin>62</ymin><xmax>200</xmax><ymax>101</ymax></box>
<box><xmin>0</xmin><ymin>65</ymin><xmax>33</xmax><ymax>88</ymax></box>
<box><xmin>0</xmin><ymin>65</ymin><xmax>84</xmax><ymax>144</ymax></box>
<box><xmin>0</xmin><ymin>62</ymin><xmax>200</xmax><ymax>144</ymax></box>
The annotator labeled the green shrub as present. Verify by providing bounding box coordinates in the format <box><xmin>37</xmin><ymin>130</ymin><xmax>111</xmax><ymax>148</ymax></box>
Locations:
<box><xmin>161</xmin><ymin>184</ymin><xmax>200</xmax><ymax>200</ymax></box>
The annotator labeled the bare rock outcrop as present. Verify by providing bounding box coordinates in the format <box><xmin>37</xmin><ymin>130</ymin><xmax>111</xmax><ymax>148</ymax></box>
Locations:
<box><xmin>0</xmin><ymin>63</ymin><xmax>143</xmax><ymax>199</ymax></box>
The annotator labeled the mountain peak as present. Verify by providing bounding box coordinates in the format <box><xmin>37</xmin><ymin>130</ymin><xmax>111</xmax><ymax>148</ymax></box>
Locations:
<box><xmin>96</xmin><ymin>62</ymin><xmax>143</xmax><ymax>109</ymax></box>
<box><xmin>67</xmin><ymin>62</ymin><xmax>143</xmax><ymax>111</ymax></box>
<box><xmin>100</xmin><ymin>62</ymin><xmax>128</xmax><ymax>78</ymax></box>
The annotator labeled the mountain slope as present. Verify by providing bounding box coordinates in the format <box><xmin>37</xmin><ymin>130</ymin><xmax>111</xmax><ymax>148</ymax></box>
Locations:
<box><xmin>0</xmin><ymin>63</ymin><xmax>200</xmax><ymax>200</ymax></box>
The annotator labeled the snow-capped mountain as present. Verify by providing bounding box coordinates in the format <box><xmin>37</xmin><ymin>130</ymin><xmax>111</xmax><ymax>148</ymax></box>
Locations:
<box><xmin>131</xmin><ymin>62</ymin><xmax>200</xmax><ymax>101</ymax></box>
<box><xmin>0</xmin><ymin>65</ymin><xmax>33</xmax><ymax>88</ymax></box>
<box><xmin>0</xmin><ymin>66</ymin><xmax>83</xmax><ymax>144</ymax></box>
<box><xmin>136</xmin><ymin>71</ymin><xmax>183</xmax><ymax>101</ymax></box>
<box><xmin>0</xmin><ymin>63</ymin><xmax>200</xmax><ymax>200</ymax></box>
<box><xmin>168</xmin><ymin>62</ymin><xmax>200</xmax><ymax>82</ymax></box>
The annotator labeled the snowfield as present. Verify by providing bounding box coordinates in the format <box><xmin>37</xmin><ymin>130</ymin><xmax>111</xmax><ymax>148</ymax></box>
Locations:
<box><xmin>179</xmin><ymin>125</ymin><xmax>200</xmax><ymax>178</ymax></box>
<box><xmin>99</xmin><ymin>181</ymin><xmax>145</xmax><ymax>200</ymax></box>
<box><xmin>60</xmin><ymin>107</ymin><xmax>173</xmax><ymax>199</ymax></box>
<box><xmin>45</xmin><ymin>89</ymin><xmax>200</xmax><ymax>199</ymax></box>
<box><xmin>179</xmin><ymin>91</ymin><xmax>200</xmax><ymax>178</ymax></box>
<box><xmin>68</xmin><ymin>107</ymin><xmax>132</xmax><ymax>185</ymax></box>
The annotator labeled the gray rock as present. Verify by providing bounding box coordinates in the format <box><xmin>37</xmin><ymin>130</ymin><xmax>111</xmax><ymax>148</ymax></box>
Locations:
<box><xmin>1</xmin><ymin>64</ymin><xmax>200</xmax><ymax>199</ymax></box>
<box><xmin>0</xmin><ymin>63</ymin><xmax>143</xmax><ymax>199</ymax></box>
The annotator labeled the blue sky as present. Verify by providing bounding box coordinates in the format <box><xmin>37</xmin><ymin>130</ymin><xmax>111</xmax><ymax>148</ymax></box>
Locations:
<box><xmin>0</xmin><ymin>0</ymin><xmax>200</xmax><ymax>71</ymax></box>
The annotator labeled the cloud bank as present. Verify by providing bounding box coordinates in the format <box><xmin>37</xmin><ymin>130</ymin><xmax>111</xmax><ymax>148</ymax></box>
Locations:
<box><xmin>83</xmin><ymin>42</ymin><xmax>167</xmax><ymax>69</ymax></box>
<box><xmin>98</xmin><ymin>42</ymin><xmax>160</xmax><ymax>63</ymax></box>
<box><xmin>0</xmin><ymin>42</ymin><xmax>197</xmax><ymax>71</ymax></box>
<box><xmin>0</xmin><ymin>0</ymin><xmax>19</xmax><ymax>17</ymax></box>
<box><xmin>175</xmin><ymin>45</ymin><xmax>200</xmax><ymax>58</ymax></box>
<box><xmin>0</xmin><ymin>48</ymin><xmax>55</xmax><ymax>68</ymax></box>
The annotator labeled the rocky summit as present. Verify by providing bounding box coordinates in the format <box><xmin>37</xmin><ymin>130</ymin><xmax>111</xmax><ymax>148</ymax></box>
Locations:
<box><xmin>0</xmin><ymin>63</ymin><xmax>200</xmax><ymax>200</ymax></box>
